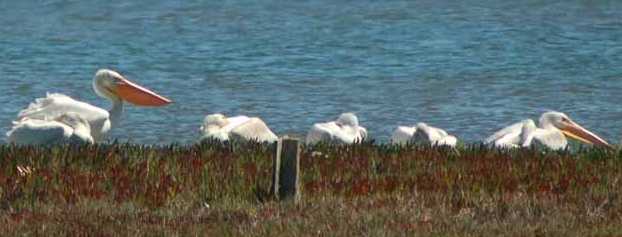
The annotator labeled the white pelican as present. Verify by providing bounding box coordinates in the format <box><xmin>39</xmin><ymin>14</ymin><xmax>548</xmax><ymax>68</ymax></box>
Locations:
<box><xmin>200</xmin><ymin>113</ymin><xmax>278</xmax><ymax>143</ymax></box>
<box><xmin>391</xmin><ymin>122</ymin><xmax>457</xmax><ymax>147</ymax></box>
<box><xmin>9</xmin><ymin>69</ymin><xmax>171</xmax><ymax>143</ymax></box>
<box><xmin>484</xmin><ymin>111</ymin><xmax>612</xmax><ymax>150</ymax></box>
<box><xmin>306</xmin><ymin>113</ymin><xmax>368</xmax><ymax>145</ymax></box>
<box><xmin>7</xmin><ymin>112</ymin><xmax>94</xmax><ymax>145</ymax></box>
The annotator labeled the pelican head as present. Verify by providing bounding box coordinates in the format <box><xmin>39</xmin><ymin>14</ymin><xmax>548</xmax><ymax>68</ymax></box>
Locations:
<box><xmin>539</xmin><ymin>111</ymin><xmax>612</xmax><ymax>149</ymax></box>
<box><xmin>414</xmin><ymin>122</ymin><xmax>445</xmax><ymax>142</ymax></box>
<box><xmin>93</xmin><ymin>69</ymin><xmax>171</xmax><ymax>106</ymax></box>
<box><xmin>333</xmin><ymin>113</ymin><xmax>367</xmax><ymax>143</ymax></box>
<box><xmin>336</xmin><ymin>113</ymin><xmax>359</xmax><ymax>127</ymax></box>
<box><xmin>202</xmin><ymin>114</ymin><xmax>228</xmax><ymax>128</ymax></box>
<box><xmin>199</xmin><ymin>113</ymin><xmax>233</xmax><ymax>141</ymax></box>
<box><xmin>415</xmin><ymin>122</ymin><xmax>429</xmax><ymax>132</ymax></box>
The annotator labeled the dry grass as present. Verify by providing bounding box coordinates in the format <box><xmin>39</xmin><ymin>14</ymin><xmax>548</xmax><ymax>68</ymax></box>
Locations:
<box><xmin>1</xmin><ymin>141</ymin><xmax>622</xmax><ymax>236</ymax></box>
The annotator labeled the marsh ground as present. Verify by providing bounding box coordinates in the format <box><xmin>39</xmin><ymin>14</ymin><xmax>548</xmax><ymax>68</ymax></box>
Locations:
<box><xmin>1</xmin><ymin>142</ymin><xmax>621</xmax><ymax>236</ymax></box>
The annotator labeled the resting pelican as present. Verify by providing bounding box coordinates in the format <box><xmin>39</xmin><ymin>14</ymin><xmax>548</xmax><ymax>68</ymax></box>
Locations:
<box><xmin>10</xmin><ymin>69</ymin><xmax>171</xmax><ymax>142</ymax></box>
<box><xmin>200</xmin><ymin>113</ymin><xmax>278</xmax><ymax>143</ymax></box>
<box><xmin>7</xmin><ymin>112</ymin><xmax>93</xmax><ymax>145</ymax></box>
<box><xmin>306</xmin><ymin>113</ymin><xmax>368</xmax><ymax>145</ymax></box>
<box><xmin>391</xmin><ymin>122</ymin><xmax>457</xmax><ymax>147</ymax></box>
<box><xmin>484</xmin><ymin>111</ymin><xmax>612</xmax><ymax>149</ymax></box>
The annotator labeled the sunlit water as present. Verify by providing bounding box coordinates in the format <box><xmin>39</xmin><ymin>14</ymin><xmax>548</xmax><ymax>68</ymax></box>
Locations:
<box><xmin>1</xmin><ymin>0</ymin><xmax>622</xmax><ymax>145</ymax></box>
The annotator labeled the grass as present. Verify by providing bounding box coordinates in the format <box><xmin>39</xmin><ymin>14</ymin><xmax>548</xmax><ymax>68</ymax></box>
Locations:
<box><xmin>1</xmin><ymin>141</ymin><xmax>622</xmax><ymax>236</ymax></box>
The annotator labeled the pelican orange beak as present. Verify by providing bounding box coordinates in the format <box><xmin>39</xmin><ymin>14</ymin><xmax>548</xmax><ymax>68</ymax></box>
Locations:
<box><xmin>109</xmin><ymin>77</ymin><xmax>172</xmax><ymax>106</ymax></box>
<box><xmin>559</xmin><ymin>119</ymin><xmax>613</xmax><ymax>149</ymax></box>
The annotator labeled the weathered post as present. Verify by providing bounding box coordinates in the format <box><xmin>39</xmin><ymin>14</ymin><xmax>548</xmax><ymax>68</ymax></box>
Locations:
<box><xmin>271</xmin><ymin>137</ymin><xmax>301</xmax><ymax>201</ymax></box>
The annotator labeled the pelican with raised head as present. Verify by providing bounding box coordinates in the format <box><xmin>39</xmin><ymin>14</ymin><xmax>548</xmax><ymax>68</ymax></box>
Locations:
<box><xmin>391</xmin><ymin>122</ymin><xmax>457</xmax><ymax>147</ymax></box>
<box><xmin>8</xmin><ymin>69</ymin><xmax>171</xmax><ymax>143</ymax></box>
<box><xmin>200</xmin><ymin>113</ymin><xmax>278</xmax><ymax>143</ymax></box>
<box><xmin>306</xmin><ymin>113</ymin><xmax>368</xmax><ymax>145</ymax></box>
<box><xmin>484</xmin><ymin>111</ymin><xmax>612</xmax><ymax>150</ymax></box>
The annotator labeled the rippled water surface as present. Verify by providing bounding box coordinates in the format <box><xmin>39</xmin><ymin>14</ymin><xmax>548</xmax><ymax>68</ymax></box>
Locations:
<box><xmin>1</xmin><ymin>0</ymin><xmax>622</xmax><ymax>144</ymax></box>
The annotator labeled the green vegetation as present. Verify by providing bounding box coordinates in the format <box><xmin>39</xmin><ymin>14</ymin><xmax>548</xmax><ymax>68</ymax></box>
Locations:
<box><xmin>1</xmin><ymin>141</ymin><xmax>622</xmax><ymax>236</ymax></box>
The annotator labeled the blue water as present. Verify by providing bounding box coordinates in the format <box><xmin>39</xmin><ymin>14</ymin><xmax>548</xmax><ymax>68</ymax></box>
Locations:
<box><xmin>1</xmin><ymin>0</ymin><xmax>622</xmax><ymax>145</ymax></box>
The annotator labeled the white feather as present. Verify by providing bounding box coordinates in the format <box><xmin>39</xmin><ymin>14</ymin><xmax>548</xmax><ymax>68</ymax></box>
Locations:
<box><xmin>230</xmin><ymin>118</ymin><xmax>278</xmax><ymax>143</ymax></box>
<box><xmin>14</xmin><ymin>92</ymin><xmax>110</xmax><ymax>140</ymax></box>
<box><xmin>200</xmin><ymin>114</ymin><xmax>277</xmax><ymax>143</ymax></box>
<box><xmin>305</xmin><ymin>113</ymin><xmax>367</xmax><ymax>145</ymax></box>
<box><xmin>391</xmin><ymin>123</ymin><xmax>457</xmax><ymax>147</ymax></box>
<box><xmin>7</xmin><ymin>112</ymin><xmax>94</xmax><ymax>145</ymax></box>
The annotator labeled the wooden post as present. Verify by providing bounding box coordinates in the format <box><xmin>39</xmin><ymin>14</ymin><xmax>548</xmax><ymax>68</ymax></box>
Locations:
<box><xmin>271</xmin><ymin>137</ymin><xmax>301</xmax><ymax>201</ymax></box>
